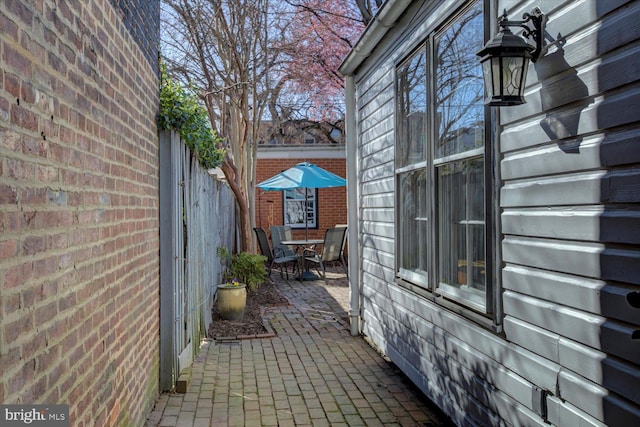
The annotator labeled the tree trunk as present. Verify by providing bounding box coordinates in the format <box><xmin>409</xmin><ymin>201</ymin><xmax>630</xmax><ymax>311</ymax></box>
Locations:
<box><xmin>221</xmin><ymin>159</ymin><xmax>253</xmax><ymax>253</ymax></box>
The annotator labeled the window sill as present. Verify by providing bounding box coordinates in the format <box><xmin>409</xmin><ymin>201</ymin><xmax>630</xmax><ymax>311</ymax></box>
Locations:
<box><xmin>394</xmin><ymin>278</ymin><xmax>502</xmax><ymax>334</ymax></box>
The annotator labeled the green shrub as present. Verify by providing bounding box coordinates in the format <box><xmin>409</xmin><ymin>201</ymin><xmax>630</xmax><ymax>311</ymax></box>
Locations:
<box><xmin>217</xmin><ymin>247</ymin><xmax>267</xmax><ymax>292</ymax></box>
<box><xmin>158</xmin><ymin>62</ymin><xmax>225</xmax><ymax>170</ymax></box>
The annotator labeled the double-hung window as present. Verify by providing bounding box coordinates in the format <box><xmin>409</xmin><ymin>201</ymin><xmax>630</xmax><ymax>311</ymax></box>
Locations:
<box><xmin>395</xmin><ymin>1</ymin><xmax>493</xmax><ymax>316</ymax></box>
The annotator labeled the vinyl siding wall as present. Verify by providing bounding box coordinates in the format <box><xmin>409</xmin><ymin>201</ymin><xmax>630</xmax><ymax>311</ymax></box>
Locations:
<box><xmin>351</xmin><ymin>0</ymin><xmax>639</xmax><ymax>425</ymax></box>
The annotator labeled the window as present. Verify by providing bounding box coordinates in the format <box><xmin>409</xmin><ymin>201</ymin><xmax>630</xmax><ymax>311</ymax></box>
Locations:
<box><xmin>329</xmin><ymin>128</ymin><xmax>342</xmax><ymax>141</ymax></box>
<box><xmin>283</xmin><ymin>188</ymin><xmax>317</xmax><ymax>229</ymax></box>
<box><xmin>397</xmin><ymin>48</ymin><xmax>429</xmax><ymax>284</ymax></box>
<box><xmin>395</xmin><ymin>1</ymin><xmax>491</xmax><ymax>314</ymax></box>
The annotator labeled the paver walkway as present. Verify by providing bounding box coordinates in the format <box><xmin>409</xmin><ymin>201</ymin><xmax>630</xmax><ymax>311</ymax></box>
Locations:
<box><xmin>146</xmin><ymin>271</ymin><xmax>452</xmax><ymax>426</ymax></box>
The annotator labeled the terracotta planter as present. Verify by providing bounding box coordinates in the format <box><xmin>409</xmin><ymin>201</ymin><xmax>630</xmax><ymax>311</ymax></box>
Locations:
<box><xmin>216</xmin><ymin>284</ymin><xmax>247</xmax><ymax>320</ymax></box>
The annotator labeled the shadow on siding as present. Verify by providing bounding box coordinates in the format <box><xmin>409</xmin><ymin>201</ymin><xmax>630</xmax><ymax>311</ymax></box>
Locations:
<box><xmin>595</xmin><ymin>1</ymin><xmax>640</xmax><ymax>424</ymax></box>
<box><xmin>361</xmin><ymin>232</ymin><xmax>502</xmax><ymax>426</ymax></box>
<box><xmin>532</xmin><ymin>3</ymin><xmax>640</xmax><ymax>423</ymax></box>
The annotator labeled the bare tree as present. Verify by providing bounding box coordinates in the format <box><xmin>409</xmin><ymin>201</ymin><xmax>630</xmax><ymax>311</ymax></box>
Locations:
<box><xmin>163</xmin><ymin>0</ymin><xmax>284</xmax><ymax>252</ymax></box>
<box><xmin>161</xmin><ymin>0</ymin><xmax>379</xmax><ymax>251</ymax></box>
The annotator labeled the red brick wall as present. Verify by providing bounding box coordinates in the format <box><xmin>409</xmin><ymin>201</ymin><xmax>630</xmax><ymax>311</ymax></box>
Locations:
<box><xmin>0</xmin><ymin>1</ymin><xmax>159</xmax><ymax>425</ymax></box>
<box><xmin>256</xmin><ymin>158</ymin><xmax>347</xmax><ymax>241</ymax></box>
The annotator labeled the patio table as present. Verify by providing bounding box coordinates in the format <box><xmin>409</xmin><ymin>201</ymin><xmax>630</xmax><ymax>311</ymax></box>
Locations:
<box><xmin>282</xmin><ymin>239</ymin><xmax>324</xmax><ymax>282</ymax></box>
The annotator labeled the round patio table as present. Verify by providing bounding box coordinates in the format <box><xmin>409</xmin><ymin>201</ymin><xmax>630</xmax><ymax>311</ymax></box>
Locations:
<box><xmin>282</xmin><ymin>239</ymin><xmax>324</xmax><ymax>282</ymax></box>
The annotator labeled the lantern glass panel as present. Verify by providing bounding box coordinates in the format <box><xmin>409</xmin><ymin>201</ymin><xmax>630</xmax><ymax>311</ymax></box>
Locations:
<box><xmin>501</xmin><ymin>55</ymin><xmax>528</xmax><ymax>96</ymax></box>
<box><xmin>491</xmin><ymin>56</ymin><xmax>502</xmax><ymax>97</ymax></box>
<box><xmin>482</xmin><ymin>59</ymin><xmax>494</xmax><ymax>99</ymax></box>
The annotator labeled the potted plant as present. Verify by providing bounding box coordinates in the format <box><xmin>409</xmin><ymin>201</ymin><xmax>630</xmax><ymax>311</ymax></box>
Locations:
<box><xmin>216</xmin><ymin>247</ymin><xmax>267</xmax><ymax>320</ymax></box>
<box><xmin>216</xmin><ymin>277</ymin><xmax>247</xmax><ymax>321</ymax></box>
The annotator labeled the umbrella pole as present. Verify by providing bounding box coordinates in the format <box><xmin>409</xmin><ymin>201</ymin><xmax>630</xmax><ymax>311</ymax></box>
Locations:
<box><xmin>305</xmin><ymin>187</ymin><xmax>309</xmax><ymax>240</ymax></box>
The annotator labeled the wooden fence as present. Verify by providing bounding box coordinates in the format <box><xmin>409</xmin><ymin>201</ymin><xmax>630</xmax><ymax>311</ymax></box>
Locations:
<box><xmin>159</xmin><ymin>130</ymin><xmax>236</xmax><ymax>390</ymax></box>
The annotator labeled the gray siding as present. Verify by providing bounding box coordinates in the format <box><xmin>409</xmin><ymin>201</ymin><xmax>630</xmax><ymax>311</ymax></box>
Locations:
<box><xmin>498</xmin><ymin>0</ymin><xmax>640</xmax><ymax>423</ymax></box>
<box><xmin>351</xmin><ymin>0</ymin><xmax>640</xmax><ymax>425</ymax></box>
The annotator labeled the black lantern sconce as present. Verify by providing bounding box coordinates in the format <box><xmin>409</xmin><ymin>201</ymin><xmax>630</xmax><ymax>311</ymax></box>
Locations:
<box><xmin>476</xmin><ymin>7</ymin><xmax>546</xmax><ymax>106</ymax></box>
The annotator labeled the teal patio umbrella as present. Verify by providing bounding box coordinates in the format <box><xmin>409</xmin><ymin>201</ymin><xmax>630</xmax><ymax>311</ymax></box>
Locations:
<box><xmin>257</xmin><ymin>162</ymin><xmax>346</xmax><ymax>239</ymax></box>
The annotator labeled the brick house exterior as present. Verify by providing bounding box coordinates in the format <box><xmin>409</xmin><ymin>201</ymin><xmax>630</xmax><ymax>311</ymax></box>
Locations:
<box><xmin>1</xmin><ymin>1</ymin><xmax>160</xmax><ymax>425</ymax></box>
<box><xmin>255</xmin><ymin>145</ymin><xmax>347</xmax><ymax>242</ymax></box>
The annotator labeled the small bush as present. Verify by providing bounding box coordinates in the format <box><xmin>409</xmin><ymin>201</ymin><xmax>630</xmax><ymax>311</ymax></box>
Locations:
<box><xmin>217</xmin><ymin>247</ymin><xmax>267</xmax><ymax>292</ymax></box>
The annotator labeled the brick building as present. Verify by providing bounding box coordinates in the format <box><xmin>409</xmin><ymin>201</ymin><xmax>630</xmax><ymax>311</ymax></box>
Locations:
<box><xmin>255</xmin><ymin>145</ymin><xmax>347</xmax><ymax>242</ymax></box>
<box><xmin>1</xmin><ymin>1</ymin><xmax>161</xmax><ymax>425</ymax></box>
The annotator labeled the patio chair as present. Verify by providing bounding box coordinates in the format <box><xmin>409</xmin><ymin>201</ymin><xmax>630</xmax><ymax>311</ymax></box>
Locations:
<box><xmin>335</xmin><ymin>224</ymin><xmax>348</xmax><ymax>267</ymax></box>
<box><xmin>303</xmin><ymin>226</ymin><xmax>348</xmax><ymax>278</ymax></box>
<box><xmin>269</xmin><ymin>225</ymin><xmax>297</xmax><ymax>257</ymax></box>
<box><xmin>254</xmin><ymin>227</ymin><xmax>298</xmax><ymax>280</ymax></box>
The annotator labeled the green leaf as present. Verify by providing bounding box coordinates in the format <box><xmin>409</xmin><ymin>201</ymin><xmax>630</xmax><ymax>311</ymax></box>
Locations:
<box><xmin>158</xmin><ymin>60</ymin><xmax>225</xmax><ymax>170</ymax></box>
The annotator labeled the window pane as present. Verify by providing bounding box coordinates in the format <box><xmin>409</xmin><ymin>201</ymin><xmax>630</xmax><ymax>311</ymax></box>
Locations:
<box><xmin>435</xmin><ymin>3</ymin><xmax>484</xmax><ymax>158</ymax></box>
<box><xmin>437</xmin><ymin>158</ymin><xmax>485</xmax><ymax>304</ymax></box>
<box><xmin>398</xmin><ymin>170</ymin><xmax>428</xmax><ymax>283</ymax></box>
<box><xmin>397</xmin><ymin>49</ymin><xmax>427</xmax><ymax>167</ymax></box>
<box><xmin>393</xmin><ymin>1</ymin><xmax>490</xmax><ymax>314</ymax></box>
<box><xmin>284</xmin><ymin>188</ymin><xmax>316</xmax><ymax>228</ymax></box>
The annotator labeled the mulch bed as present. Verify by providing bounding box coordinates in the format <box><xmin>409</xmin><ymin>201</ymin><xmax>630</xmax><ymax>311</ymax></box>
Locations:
<box><xmin>208</xmin><ymin>279</ymin><xmax>289</xmax><ymax>339</ymax></box>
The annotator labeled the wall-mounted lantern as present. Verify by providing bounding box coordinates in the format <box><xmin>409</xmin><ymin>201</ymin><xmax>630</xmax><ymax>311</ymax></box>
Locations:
<box><xmin>476</xmin><ymin>7</ymin><xmax>546</xmax><ymax>106</ymax></box>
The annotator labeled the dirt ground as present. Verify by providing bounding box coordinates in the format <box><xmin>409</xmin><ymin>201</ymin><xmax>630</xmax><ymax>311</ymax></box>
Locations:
<box><xmin>208</xmin><ymin>279</ymin><xmax>289</xmax><ymax>338</ymax></box>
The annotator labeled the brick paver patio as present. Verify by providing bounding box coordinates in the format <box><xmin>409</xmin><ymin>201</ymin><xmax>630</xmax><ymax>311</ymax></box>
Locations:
<box><xmin>146</xmin><ymin>270</ymin><xmax>452</xmax><ymax>426</ymax></box>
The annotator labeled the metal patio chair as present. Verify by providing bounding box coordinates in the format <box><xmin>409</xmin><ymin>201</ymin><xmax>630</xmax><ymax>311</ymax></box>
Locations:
<box><xmin>254</xmin><ymin>227</ymin><xmax>298</xmax><ymax>279</ymax></box>
<box><xmin>335</xmin><ymin>224</ymin><xmax>348</xmax><ymax>268</ymax></box>
<box><xmin>303</xmin><ymin>226</ymin><xmax>348</xmax><ymax>278</ymax></box>
<box><xmin>269</xmin><ymin>225</ymin><xmax>297</xmax><ymax>257</ymax></box>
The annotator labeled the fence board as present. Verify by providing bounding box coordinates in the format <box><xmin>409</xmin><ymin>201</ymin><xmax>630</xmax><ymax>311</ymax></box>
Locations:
<box><xmin>159</xmin><ymin>130</ymin><xmax>235</xmax><ymax>390</ymax></box>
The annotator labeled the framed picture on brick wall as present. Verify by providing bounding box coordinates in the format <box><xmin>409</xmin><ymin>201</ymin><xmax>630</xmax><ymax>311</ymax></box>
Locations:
<box><xmin>283</xmin><ymin>188</ymin><xmax>317</xmax><ymax>229</ymax></box>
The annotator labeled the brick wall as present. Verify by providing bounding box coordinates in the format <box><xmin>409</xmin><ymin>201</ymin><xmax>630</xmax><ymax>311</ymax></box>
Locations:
<box><xmin>0</xmin><ymin>1</ymin><xmax>160</xmax><ymax>425</ymax></box>
<box><xmin>108</xmin><ymin>0</ymin><xmax>160</xmax><ymax>73</ymax></box>
<box><xmin>256</xmin><ymin>158</ymin><xmax>347</xmax><ymax>241</ymax></box>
